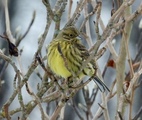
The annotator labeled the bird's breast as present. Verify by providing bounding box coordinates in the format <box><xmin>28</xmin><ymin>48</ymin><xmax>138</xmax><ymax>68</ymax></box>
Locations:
<box><xmin>47</xmin><ymin>41</ymin><xmax>72</xmax><ymax>78</ymax></box>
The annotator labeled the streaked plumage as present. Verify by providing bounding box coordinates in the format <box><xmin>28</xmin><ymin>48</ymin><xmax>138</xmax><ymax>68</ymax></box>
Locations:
<box><xmin>47</xmin><ymin>26</ymin><xmax>109</xmax><ymax>92</ymax></box>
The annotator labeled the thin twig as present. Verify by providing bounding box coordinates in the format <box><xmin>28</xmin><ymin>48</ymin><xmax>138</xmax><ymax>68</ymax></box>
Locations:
<box><xmin>83</xmin><ymin>0</ymin><xmax>93</xmax><ymax>47</ymax></box>
<box><xmin>132</xmin><ymin>106</ymin><xmax>142</xmax><ymax>120</ymax></box>
<box><xmin>66</xmin><ymin>0</ymin><xmax>86</xmax><ymax>26</ymax></box>
<box><xmin>3</xmin><ymin>0</ymin><xmax>16</xmax><ymax>44</ymax></box>
<box><xmin>16</xmin><ymin>11</ymin><xmax>36</xmax><ymax>46</ymax></box>
<box><xmin>71</xmin><ymin>99</ymin><xmax>84</xmax><ymax>120</ymax></box>
<box><xmin>68</xmin><ymin>0</ymin><xmax>73</xmax><ymax>20</ymax></box>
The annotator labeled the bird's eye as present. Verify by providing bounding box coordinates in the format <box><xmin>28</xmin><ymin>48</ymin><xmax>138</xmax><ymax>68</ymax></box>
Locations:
<box><xmin>69</xmin><ymin>34</ymin><xmax>73</xmax><ymax>37</ymax></box>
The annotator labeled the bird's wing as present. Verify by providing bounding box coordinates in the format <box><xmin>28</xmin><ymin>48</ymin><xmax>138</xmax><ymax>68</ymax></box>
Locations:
<box><xmin>73</xmin><ymin>39</ymin><xmax>90</xmax><ymax>60</ymax></box>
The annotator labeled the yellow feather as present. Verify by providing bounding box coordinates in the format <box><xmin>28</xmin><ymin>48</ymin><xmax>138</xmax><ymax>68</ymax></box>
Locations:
<box><xmin>48</xmin><ymin>40</ymin><xmax>71</xmax><ymax>78</ymax></box>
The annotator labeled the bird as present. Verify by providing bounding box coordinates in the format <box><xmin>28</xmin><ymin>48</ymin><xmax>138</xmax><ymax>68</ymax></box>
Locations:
<box><xmin>46</xmin><ymin>26</ymin><xmax>109</xmax><ymax>92</ymax></box>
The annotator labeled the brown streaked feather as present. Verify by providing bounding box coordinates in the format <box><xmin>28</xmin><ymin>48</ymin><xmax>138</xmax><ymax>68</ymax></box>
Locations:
<box><xmin>73</xmin><ymin>39</ymin><xmax>90</xmax><ymax>60</ymax></box>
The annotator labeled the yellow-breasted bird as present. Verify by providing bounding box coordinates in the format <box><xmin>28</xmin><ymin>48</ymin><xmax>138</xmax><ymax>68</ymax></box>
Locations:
<box><xmin>47</xmin><ymin>26</ymin><xmax>109</xmax><ymax>92</ymax></box>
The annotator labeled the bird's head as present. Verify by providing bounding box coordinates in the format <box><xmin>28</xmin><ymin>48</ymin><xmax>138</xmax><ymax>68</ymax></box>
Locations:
<box><xmin>57</xmin><ymin>26</ymin><xmax>79</xmax><ymax>40</ymax></box>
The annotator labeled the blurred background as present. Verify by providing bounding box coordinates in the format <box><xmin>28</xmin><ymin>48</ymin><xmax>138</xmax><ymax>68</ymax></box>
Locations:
<box><xmin>0</xmin><ymin>0</ymin><xmax>142</xmax><ymax>120</ymax></box>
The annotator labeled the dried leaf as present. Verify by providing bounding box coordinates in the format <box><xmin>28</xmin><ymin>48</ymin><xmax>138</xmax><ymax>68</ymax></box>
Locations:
<box><xmin>107</xmin><ymin>59</ymin><xmax>116</xmax><ymax>68</ymax></box>
<box><xmin>8</xmin><ymin>41</ymin><xmax>18</xmax><ymax>56</ymax></box>
<box><xmin>0</xmin><ymin>34</ymin><xmax>18</xmax><ymax>57</ymax></box>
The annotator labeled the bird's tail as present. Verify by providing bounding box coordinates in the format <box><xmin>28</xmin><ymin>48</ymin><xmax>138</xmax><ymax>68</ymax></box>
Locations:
<box><xmin>93</xmin><ymin>76</ymin><xmax>110</xmax><ymax>92</ymax></box>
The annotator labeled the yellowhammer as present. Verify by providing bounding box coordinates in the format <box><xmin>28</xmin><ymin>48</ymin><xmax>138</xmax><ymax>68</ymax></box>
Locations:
<box><xmin>47</xmin><ymin>26</ymin><xmax>109</xmax><ymax>92</ymax></box>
